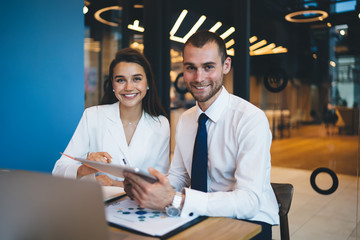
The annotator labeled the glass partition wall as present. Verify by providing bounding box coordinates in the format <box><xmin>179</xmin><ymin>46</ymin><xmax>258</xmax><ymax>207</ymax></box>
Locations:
<box><xmin>250</xmin><ymin>1</ymin><xmax>360</xmax><ymax>239</ymax></box>
<box><xmin>84</xmin><ymin>0</ymin><xmax>359</xmax><ymax>239</ymax></box>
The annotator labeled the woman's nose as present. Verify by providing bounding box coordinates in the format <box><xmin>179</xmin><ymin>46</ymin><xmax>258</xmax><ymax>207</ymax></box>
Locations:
<box><xmin>124</xmin><ymin>81</ymin><xmax>134</xmax><ymax>90</ymax></box>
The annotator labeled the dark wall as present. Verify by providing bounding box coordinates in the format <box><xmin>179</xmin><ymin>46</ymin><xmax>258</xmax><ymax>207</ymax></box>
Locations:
<box><xmin>0</xmin><ymin>0</ymin><xmax>84</xmax><ymax>172</ymax></box>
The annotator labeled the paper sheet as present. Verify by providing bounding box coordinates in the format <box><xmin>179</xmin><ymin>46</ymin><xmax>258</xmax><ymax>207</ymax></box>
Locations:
<box><xmin>101</xmin><ymin>186</ymin><xmax>125</xmax><ymax>202</ymax></box>
<box><xmin>105</xmin><ymin>197</ymin><xmax>199</xmax><ymax>237</ymax></box>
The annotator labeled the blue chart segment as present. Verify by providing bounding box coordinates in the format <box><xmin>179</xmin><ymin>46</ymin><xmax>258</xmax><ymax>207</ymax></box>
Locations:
<box><xmin>111</xmin><ymin>200</ymin><xmax>167</xmax><ymax>222</ymax></box>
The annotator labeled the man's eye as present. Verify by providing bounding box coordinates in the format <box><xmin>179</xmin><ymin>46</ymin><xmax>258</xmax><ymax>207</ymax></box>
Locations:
<box><xmin>187</xmin><ymin>66</ymin><xmax>195</xmax><ymax>71</ymax></box>
<box><xmin>205</xmin><ymin>65</ymin><xmax>214</xmax><ymax>70</ymax></box>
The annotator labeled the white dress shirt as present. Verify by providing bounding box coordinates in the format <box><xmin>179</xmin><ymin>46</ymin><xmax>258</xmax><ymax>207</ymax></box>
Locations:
<box><xmin>168</xmin><ymin>87</ymin><xmax>279</xmax><ymax>225</ymax></box>
<box><xmin>52</xmin><ymin>102</ymin><xmax>170</xmax><ymax>179</ymax></box>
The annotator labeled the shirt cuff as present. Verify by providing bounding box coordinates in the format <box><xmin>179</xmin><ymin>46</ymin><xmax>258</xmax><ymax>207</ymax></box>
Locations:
<box><xmin>180</xmin><ymin>188</ymin><xmax>208</xmax><ymax>217</ymax></box>
<box><xmin>80</xmin><ymin>173</ymin><xmax>96</xmax><ymax>182</ymax></box>
<box><xmin>64</xmin><ymin>164</ymin><xmax>81</xmax><ymax>179</ymax></box>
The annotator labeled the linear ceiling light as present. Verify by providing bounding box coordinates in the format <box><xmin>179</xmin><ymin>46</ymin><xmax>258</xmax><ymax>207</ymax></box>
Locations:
<box><xmin>128</xmin><ymin>20</ymin><xmax>145</xmax><ymax>32</ymax></box>
<box><xmin>94</xmin><ymin>6</ymin><xmax>123</xmax><ymax>27</ymax></box>
<box><xmin>220</xmin><ymin>27</ymin><xmax>235</xmax><ymax>39</ymax></box>
<box><xmin>209</xmin><ymin>22</ymin><xmax>222</xmax><ymax>32</ymax></box>
<box><xmin>170</xmin><ymin>14</ymin><xmax>206</xmax><ymax>43</ymax></box>
<box><xmin>182</xmin><ymin>15</ymin><xmax>207</xmax><ymax>41</ymax></box>
<box><xmin>225</xmin><ymin>39</ymin><xmax>235</xmax><ymax>49</ymax></box>
<box><xmin>249</xmin><ymin>40</ymin><xmax>267</xmax><ymax>51</ymax></box>
<box><xmin>249</xmin><ymin>36</ymin><xmax>258</xmax><ymax>43</ymax></box>
<box><xmin>170</xmin><ymin>10</ymin><xmax>188</xmax><ymax>36</ymax></box>
<box><xmin>252</xmin><ymin>43</ymin><xmax>276</xmax><ymax>55</ymax></box>
<box><xmin>227</xmin><ymin>48</ymin><xmax>235</xmax><ymax>56</ymax></box>
<box><xmin>272</xmin><ymin>46</ymin><xmax>288</xmax><ymax>54</ymax></box>
<box><xmin>168</xmin><ymin>9</ymin><xmax>288</xmax><ymax>57</ymax></box>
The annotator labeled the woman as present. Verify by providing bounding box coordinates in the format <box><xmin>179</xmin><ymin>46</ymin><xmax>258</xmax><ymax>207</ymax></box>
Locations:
<box><xmin>52</xmin><ymin>48</ymin><xmax>170</xmax><ymax>186</ymax></box>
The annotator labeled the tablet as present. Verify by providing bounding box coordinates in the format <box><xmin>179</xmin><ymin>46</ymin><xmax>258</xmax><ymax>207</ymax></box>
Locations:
<box><xmin>61</xmin><ymin>153</ymin><xmax>158</xmax><ymax>183</ymax></box>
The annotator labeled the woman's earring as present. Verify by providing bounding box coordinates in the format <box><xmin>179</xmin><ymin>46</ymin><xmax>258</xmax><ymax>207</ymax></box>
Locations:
<box><xmin>147</xmin><ymin>86</ymin><xmax>150</xmax><ymax>90</ymax></box>
<box><xmin>112</xmin><ymin>89</ymin><xmax>115</xmax><ymax>92</ymax></box>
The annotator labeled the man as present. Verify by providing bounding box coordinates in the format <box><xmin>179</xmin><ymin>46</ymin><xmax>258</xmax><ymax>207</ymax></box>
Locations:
<box><xmin>124</xmin><ymin>31</ymin><xmax>279</xmax><ymax>239</ymax></box>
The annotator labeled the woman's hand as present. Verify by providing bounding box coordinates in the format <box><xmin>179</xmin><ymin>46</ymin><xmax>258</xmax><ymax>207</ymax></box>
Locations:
<box><xmin>96</xmin><ymin>175</ymin><xmax>124</xmax><ymax>187</ymax></box>
<box><xmin>77</xmin><ymin>152</ymin><xmax>112</xmax><ymax>178</ymax></box>
<box><xmin>87</xmin><ymin>152</ymin><xmax>112</xmax><ymax>163</ymax></box>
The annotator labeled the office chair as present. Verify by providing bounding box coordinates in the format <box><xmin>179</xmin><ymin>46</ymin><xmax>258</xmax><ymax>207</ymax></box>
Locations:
<box><xmin>271</xmin><ymin>183</ymin><xmax>294</xmax><ymax>240</ymax></box>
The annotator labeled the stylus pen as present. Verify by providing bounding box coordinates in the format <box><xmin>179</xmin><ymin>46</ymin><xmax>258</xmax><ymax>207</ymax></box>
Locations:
<box><xmin>122</xmin><ymin>158</ymin><xmax>127</xmax><ymax>165</ymax></box>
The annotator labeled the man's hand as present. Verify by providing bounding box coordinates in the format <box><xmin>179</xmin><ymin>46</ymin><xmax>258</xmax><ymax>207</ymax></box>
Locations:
<box><xmin>124</xmin><ymin>167</ymin><xmax>175</xmax><ymax>210</ymax></box>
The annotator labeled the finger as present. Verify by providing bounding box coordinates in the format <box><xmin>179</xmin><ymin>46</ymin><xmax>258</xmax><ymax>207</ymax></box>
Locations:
<box><xmin>125</xmin><ymin>172</ymin><xmax>149</xmax><ymax>188</ymax></box>
<box><xmin>99</xmin><ymin>152</ymin><xmax>112</xmax><ymax>163</ymax></box>
<box><xmin>148</xmin><ymin>167</ymin><xmax>168</xmax><ymax>184</ymax></box>
<box><xmin>130</xmin><ymin>184</ymin><xmax>146</xmax><ymax>206</ymax></box>
<box><xmin>88</xmin><ymin>152</ymin><xmax>110</xmax><ymax>163</ymax></box>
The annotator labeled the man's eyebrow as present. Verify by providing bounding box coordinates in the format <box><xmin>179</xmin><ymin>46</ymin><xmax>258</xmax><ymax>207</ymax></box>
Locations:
<box><xmin>202</xmin><ymin>61</ymin><xmax>216</xmax><ymax>65</ymax></box>
<box><xmin>183</xmin><ymin>61</ymin><xmax>216</xmax><ymax>66</ymax></box>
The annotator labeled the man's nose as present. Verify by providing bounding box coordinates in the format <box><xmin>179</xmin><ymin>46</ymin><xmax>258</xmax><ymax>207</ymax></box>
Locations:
<box><xmin>195</xmin><ymin>69</ymin><xmax>203</xmax><ymax>82</ymax></box>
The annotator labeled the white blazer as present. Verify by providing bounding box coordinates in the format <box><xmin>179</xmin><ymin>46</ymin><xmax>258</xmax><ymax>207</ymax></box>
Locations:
<box><xmin>52</xmin><ymin>102</ymin><xmax>170</xmax><ymax>179</ymax></box>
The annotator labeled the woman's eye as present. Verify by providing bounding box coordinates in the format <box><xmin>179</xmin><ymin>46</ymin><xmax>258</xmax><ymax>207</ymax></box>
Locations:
<box><xmin>134</xmin><ymin>77</ymin><xmax>142</xmax><ymax>81</ymax></box>
<box><xmin>115</xmin><ymin>78</ymin><xmax>125</xmax><ymax>83</ymax></box>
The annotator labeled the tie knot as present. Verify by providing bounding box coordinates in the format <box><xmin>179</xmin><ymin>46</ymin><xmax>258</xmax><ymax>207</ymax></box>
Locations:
<box><xmin>198</xmin><ymin>113</ymin><xmax>208</xmax><ymax>125</ymax></box>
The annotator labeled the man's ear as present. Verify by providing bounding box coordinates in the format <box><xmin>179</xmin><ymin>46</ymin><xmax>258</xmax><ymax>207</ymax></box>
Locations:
<box><xmin>223</xmin><ymin>57</ymin><xmax>231</xmax><ymax>74</ymax></box>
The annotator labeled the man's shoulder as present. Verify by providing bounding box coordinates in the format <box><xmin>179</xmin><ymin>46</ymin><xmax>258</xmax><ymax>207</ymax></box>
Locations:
<box><xmin>228</xmin><ymin>94</ymin><xmax>263</xmax><ymax>115</ymax></box>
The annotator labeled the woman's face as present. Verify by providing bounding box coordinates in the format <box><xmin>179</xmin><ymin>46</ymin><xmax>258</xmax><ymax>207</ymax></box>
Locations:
<box><xmin>112</xmin><ymin>62</ymin><xmax>148</xmax><ymax>110</ymax></box>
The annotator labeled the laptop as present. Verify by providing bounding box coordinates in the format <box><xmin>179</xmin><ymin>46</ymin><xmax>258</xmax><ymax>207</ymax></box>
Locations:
<box><xmin>0</xmin><ymin>170</ymin><xmax>110</xmax><ymax>240</ymax></box>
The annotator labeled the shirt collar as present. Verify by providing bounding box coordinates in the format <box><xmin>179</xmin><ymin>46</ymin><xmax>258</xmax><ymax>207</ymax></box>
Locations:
<box><xmin>195</xmin><ymin>86</ymin><xmax>229</xmax><ymax>123</ymax></box>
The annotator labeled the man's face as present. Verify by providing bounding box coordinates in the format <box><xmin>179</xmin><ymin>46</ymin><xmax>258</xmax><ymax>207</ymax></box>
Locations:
<box><xmin>183</xmin><ymin>41</ymin><xmax>231</xmax><ymax>111</ymax></box>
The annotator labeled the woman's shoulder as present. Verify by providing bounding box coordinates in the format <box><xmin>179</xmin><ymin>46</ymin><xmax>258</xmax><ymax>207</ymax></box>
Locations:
<box><xmin>143</xmin><ymin>113</ymin><xmax>170</xmax><ymax>131</ymax></box>
<box><xmin>84</xmin><ymin>102</ymin><xmax>118</xmax><ymax>114</ymax></box>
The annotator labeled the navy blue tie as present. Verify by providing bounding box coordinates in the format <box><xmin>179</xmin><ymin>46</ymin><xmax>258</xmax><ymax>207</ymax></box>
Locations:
<box><xmin>191</xmin><ymin>113</ymin><xmax>209</xmax><ymax>192</ymax></box>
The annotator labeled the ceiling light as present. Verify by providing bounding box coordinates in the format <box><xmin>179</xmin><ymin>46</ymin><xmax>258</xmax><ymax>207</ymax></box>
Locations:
<box><xmin>227</xmin><ymin>48</ymin><xmax>234</xmax><ymax>56</ymax></box>
<box><xmin>209</xmin><ymin>22</ymin><xmax>222</xmax><ymax>32</ymax></box>
<box><xmin>94</xmin><ymin>6</ymin><xmax>123</xmax><ymax>27</ymax></box>
<box><xmin>313</xmin><ymin>53</ymin><xmax>317</xmax><ymax>59</ymax></box>
<box><xmin>272</xmin><ymin>46</ymin><xmax>287</xmax><ymax>54</ymax></box>
<box><xmin>249</xmin><ymin>40</ymin><xmax>267</xmax><ymax>51</ymax></box>
<box><xmin>128</xmin><ymin>20</ymin><xmax>144</xmax><ymax>32</ymax></box>
<box><xmin>285</xmin><ymin>10</ymin><xmax>328</xmax><ymax>23</ymax></box>
<box><xmin>168</xmin><ymin>9</ymin><xmax>288</xmax><ymax>57</ymax></box>
<box><xmin>330</xmin><ymin>61</ymin><xmax>336</xmax><ymax>67</ymax></box>
<box><xmin>170</xmin><ymin>10</ymin><xmax>188</xmax><ymax>36</ymax></box>
<box><xmin>252</xmin><ymin>43</ymin><xmax>276</xmax><ymax>55</ymax></box>
<box><xmin>225</xmin><ymin>39</ymin><xmax>235</xmax><ymax>48</ymax></box>
<box><xmin>249</xmin><ymin>36</ymin><xmax>258</xmax><ymax>43</ymax></box>
<box><xmin>220</xmin><ymin>27</ymin><xmax>235</xmax><ymax>39</ymax></box>
<box><xmin>182</xmin><ymin>15</ymin><xmax>206</xmax><ymax>41</ymax></box>
<box><xmin>83</xmin><ymin>6</ymin><xmax>88</xmax><ymax>14</ymax></box>
<box><xmin>339</xmin><ymin>29</ymin><xmax>346</xmax><ymax>36</ymax></box>
<box><xmin>327</xmin><ymin>22</ymin><xmax>332</xmax><ymax>27</ymax></box>
<box><xmin>133</xmin><ymin>5</ymin><xmax>144</xmax><ymax>8</ymax></box>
